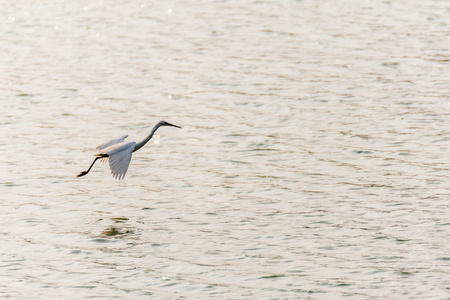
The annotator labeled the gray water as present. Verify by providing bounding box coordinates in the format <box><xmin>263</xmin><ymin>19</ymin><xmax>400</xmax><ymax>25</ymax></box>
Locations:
<box><xmin>1</xmin><ymin>0</ymin><xmax>449</xmax><ymax>299</ymax></box>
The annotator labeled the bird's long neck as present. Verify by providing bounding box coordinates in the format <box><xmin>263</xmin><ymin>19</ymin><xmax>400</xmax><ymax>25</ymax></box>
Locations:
<box><xmin>133</xmin><ymin>123</ymin><xmax>161</xmax><ymax>152</ymax></box>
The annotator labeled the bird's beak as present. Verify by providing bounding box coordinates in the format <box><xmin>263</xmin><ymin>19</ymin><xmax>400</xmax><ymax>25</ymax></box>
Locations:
<box><xmin>166</xmin><ymin>122</ymin><xmax>182</xmax><ymax>129</ymax></box>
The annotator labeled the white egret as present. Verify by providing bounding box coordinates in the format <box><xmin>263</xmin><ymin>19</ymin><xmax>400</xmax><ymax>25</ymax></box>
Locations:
<box><xmin>77</xmin><ymin>120</ymin><xmax>181</xmax><ymax>179</ymax></box>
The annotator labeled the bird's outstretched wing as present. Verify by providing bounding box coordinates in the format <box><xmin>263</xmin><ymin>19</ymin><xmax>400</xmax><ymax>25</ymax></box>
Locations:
<box><xmin>96</xmin><ymin>135</ymin><xmax>129</xmax><ymax>152</ymax></box>
<box><xmin>107</xmin><ymin>142</ymin><xmax>136</xmax><ymax>180</ymax></box>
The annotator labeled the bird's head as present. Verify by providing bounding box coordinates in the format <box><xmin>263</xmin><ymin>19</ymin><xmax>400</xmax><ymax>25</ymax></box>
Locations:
<box><xmin>159</xmin><ymin>120</ymin><xmax>182</xmax><ymax>129</ymax></box>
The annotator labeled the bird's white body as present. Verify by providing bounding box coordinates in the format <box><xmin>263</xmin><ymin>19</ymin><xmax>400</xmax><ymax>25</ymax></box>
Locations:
<box><xmin>97</xmin><ymin>136</ymin><xmax>136</xmax><ymax>180</ymax></box>
<box><xmin>77</xmin><ymin>120</ymin><xmax>181</xmax><ymax>180</ymax></box>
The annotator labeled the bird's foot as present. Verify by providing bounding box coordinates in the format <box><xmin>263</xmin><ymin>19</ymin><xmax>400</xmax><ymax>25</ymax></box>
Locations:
<box><xmin>76</xmin><ymin>171</ymin><xmax>88</xmax><ymax>178</ymax></box>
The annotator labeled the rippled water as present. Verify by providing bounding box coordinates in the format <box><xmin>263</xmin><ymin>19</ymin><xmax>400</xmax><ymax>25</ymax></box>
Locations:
<box><xmin>1</xmin><ymin>0</ymin><xmax>449</xmax><ymax>298</ymax></box>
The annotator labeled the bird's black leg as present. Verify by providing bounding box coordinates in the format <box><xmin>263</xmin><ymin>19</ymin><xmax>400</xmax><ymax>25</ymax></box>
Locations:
<box><xmin>76</xmin><ymin>155</ymin><xmax>107</xmax><ymax>178</ymax></box>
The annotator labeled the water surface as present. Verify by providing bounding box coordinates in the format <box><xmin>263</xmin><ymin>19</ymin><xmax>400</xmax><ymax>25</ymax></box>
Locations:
<box><xmin>1</xmin><ymin>0</ymin><xmax>449</xmax><ymax>299</ymax></box>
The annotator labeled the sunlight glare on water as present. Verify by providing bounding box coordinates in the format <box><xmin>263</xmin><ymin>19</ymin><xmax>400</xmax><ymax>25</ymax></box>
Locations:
<box><xmin>0</xmin><ymin>0</ymin><xmax>449</xmax><ymax>299</ymax></box>
<box><xmin>153</xmin><ymin>134</ymin><xmax>160</xmax><ymax>145</ymax></box>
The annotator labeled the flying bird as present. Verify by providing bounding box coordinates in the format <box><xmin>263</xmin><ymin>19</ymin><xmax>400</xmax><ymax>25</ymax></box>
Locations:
<box><xmin>77</xmin><ymin>120</ymin><xmax>181</xmax><ymax>179</ymax></box>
